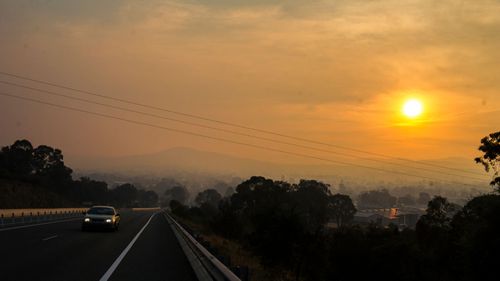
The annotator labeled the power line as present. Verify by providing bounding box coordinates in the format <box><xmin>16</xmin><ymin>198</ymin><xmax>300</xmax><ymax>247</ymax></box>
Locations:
<box><xmin>0</xmin><ymin>79</ymin><xmax>487</xmax><ymax>182</ymax></box>
<box><xmin>0</xmin><ymin>91</ymin><xmax>483</xmax><ymax>187</ymax></box>
<box><xmin>0</xmin><ymin>70</ymin><xmax>483</xmax><ymax>176</ymax></box>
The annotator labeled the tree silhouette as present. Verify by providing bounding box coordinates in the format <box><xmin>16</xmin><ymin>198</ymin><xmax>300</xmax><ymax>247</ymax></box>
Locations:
<box><xmin>195</xmin><ymin>188</ymin><xmax>222</xmax><ymax>207</ymax></box>
<box><xmin>451</xmin><ymin>194</ymin><xmax>500</xmax><ymax>281</ymax></box>
<box><xmin>137</xmin><ymin>189</ymin><xmax>159</xmax><ymax>207</ymax></box>
<box><xmin>33</xmin><ymin>145</ymin><xmax>73</xmax><ymax>192</ymax></box>
<box><xmin>163</xmin><ymin>185</ymin><xmax>190</xmax><ymax>205</ymax></box>
<box><xmin>416</xmin><ymin>196</ymin><xmax>455</xmax><ymax>250</ymax></box>
<box><xmin>1</xmin><ymin>139</ymin><xmax>159</xmax><ymax>208</ymax></box>
<box><xmin>475</xmin><ymin>131</ymin><xmax>500</xmax><ymax>190</ymax></box>
<box><xmin>424</xmin><ymin>196</ymin><xmax>453</xmax><ymax>226</ymax></box>
<box><xmin>3</xmin><ymin>139</ymin><xmax>34</xmax><ymax>176</ymax></box>
<box><xmin>329</xmin><ymin>193</ymin><xmax>356</xmax><ymax>228</ymax></box>
<box><xmin>293</xmin><ymin>179</ymin><xmax>332</xmax><ymax>234</ymax></box>
<box><xmin>71</xmin><ymin>177</ymin><xmax>109</xmax><ymax>204</ymax></box>
<box><xmin>110</xmin><ymin>183</ymin><xmax>138</xmax><ymax>207</ymax></box>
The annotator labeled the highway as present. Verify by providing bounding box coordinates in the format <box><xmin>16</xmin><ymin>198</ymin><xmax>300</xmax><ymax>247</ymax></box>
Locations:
<box><xmin>0</xmin><ymin>210</ymin><xmax>198</xmax><ymax>281</ymax></box>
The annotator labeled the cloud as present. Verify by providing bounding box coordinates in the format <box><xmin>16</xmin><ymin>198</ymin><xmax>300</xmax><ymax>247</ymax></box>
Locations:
<box><xmin>2</xmin><ymin>0</ymin><xmax>500</xmax><ymax>105</ymax></box>
<box><xmin>0</xmin><ymin>0</ymin><xmax>499</xmax><ymax>160</ymax></box>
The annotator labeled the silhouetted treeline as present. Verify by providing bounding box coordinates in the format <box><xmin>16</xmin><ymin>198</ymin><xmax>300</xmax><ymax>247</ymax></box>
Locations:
<box><xmin>171</xmin><ymin>175</ymin><xmax>500</xmax><ymax>281</ymax></box>
<box><xmin>172</xmin><ymin>176</ymin><xmax>356</xmax><ymax>280</ymax></box>
<box><xmin>0</xmin><ymin>140</ymin><xmax>158</xmax><ymax>208</ymax></box>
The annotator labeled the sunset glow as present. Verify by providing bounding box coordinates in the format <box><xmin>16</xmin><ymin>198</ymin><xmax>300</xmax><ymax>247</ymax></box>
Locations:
<box><xmin>0</xmin><ymin>1</ymin><xmax>499</xmax><ymax>162</ymax></box>
<box><xmin>0</xmin><ymin>2</ymin><xmax>499</xmax><ymax>281</ymax></box>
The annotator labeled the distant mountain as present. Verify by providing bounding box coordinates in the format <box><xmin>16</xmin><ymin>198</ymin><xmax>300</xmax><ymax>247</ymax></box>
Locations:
<box><xmin>68</xmin><ymin>147</ymin><xmax>489</xmax><ymax>185</ymax></box>
<box><xmin>69</xmin><ymin>147</ymin><xmax>296</xmax><ymax>177</ymax></box>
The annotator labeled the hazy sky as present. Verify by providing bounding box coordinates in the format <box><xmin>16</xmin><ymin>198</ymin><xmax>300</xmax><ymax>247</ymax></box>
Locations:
<box><xmin>0</xmin><ymin>0</ymin><xmax>499</xmax><ymax>166</ymax></box>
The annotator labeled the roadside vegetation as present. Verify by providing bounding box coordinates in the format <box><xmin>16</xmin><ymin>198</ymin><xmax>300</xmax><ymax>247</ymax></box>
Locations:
<box><xmin>2</xmin><ymin>131</ymin><xmax>499</xmax><ymax>280</ymax></box>
<box><xmin>170</xmin><ymin>131</ymin><xmax>500</xmax><ymax>281</ymax></box>
<box><xmin>0</xmin><ymin>139</ymin><xmax>158</xmax><ymax>208</ymax></box>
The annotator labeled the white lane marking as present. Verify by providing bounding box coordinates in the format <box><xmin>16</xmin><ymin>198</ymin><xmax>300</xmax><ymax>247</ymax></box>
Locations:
<box><xmin>0</xmin><ymin>218</ymin><xmax>82</xmax><ymax>232</ymax></box>
<box><xmin>98</xmin><ymin>213</ymin><xmax>157</xmax><ymax>281</ymax></box>
<box><xmin>42</xmin><ymin>235</ymin><xmax>59</xmax><ymax>241</ymax></box>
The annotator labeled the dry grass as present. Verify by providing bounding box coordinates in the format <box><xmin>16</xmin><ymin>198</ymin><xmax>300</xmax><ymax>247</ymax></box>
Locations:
<box><xmin>173</xmin><ymin>216</ymin><xmax>292</xmax><ymax>281</ymax></box>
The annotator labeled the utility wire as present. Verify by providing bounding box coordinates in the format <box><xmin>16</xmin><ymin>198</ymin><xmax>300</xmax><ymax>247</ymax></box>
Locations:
<box><xmin>0</xmin><ymin>91</ymin><xmax>483</xmax><ymax>187</ymax></box>
<box><xmin>0</xmin><ymin>79</ymin><xmax>487</xmax><ymax>181</ymax></box>
<box><xmin>0</xmin><ymin>70</ymin><xmax>484</xmax><ymax>176</ymax></box>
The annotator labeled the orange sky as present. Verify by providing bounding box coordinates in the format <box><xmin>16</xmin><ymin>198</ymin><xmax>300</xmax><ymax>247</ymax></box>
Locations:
<box><xmin>0</xmin><ymin>0</ymin><xmax>499</xmax><ymax>166</ymax></box>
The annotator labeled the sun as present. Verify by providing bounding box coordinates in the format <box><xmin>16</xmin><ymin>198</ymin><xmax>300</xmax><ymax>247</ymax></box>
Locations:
<box><xmin>402</xmin><ymin>99</ymin><xmax>423</xmax><ymax>118</ymax></box>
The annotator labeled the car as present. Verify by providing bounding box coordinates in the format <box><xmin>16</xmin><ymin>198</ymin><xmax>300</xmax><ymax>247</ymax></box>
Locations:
<box><xmin>81</xmin><ymin>206</ymin><xmax>120</xmax><ymax>231</ymax></box>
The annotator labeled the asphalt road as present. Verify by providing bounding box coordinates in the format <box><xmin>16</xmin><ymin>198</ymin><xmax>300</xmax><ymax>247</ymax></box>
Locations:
<box><xmin>0</xmin><ymin>210</ymin><xmax>198</xmax><ymax>281</ymax></box>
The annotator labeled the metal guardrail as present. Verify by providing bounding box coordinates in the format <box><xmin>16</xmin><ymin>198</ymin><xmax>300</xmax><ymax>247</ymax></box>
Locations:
<box><xmin>0</xmin><ymin>208</ymin><xmax>86</xmax><ymax>228</ymax></box>
<box><xmin>164</xmin><ymin>212</ymin><xmax>242</xmax><ymax>281</ymax></box>
<box><xmin>0</xmin><ymin>208</ymin><xmax>88</xmax><ymax>217</ymax></box>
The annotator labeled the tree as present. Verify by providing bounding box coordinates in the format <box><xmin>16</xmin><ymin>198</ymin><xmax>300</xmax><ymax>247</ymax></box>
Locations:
<box><xmin>111</xmin><ymin>183</ymin><xmax>138</xmax><ymax>207</ymax></box>
<box><xmin>32</xmin><ymin>145</ymin><xmax>72</xmax><ymax>192</ymax></box>
<box><xmin>195</xmin><ymin>188</ymin><xmax>222</xmax><ymax>207</ymax></box>
<box><xmin>137</xmin><ymin>189</ymin><xmax>159</xmax><ymax>207</ymax></box>
<box><xmin>70</xmin><ymin>177</ymin><xmax>108</xmax><ymax>204</ymax></box>
<box><xmin>2</xmin><ymin>139</ymin><xmax>34</xmax><ymax>176</ymax></box>
<box><xmin>424</xmin><ymin>196</ymin><xmax>452</xmax><ymax>225</ymax></box>
<box><xmin>329</xmin><ymin>193</ymin><xmax>356</xmax><ymax>228</ymax></box>
<box><xmin>416</xmin><ymin>196</ymin><xmax>455</xmax><ymax>249</ymax></box>
<box><xmin>32</xmin><ymin>145</ymin><xmax>64</xmax><ymax>174</ymax></box>
<box><xmin>0</xmin><ymin>140</ymin><xmax>73</xmax><ymax>194</ymax></box>
<box><xmin>169</xmin><ymin>200</ymin><xmax>189</xmax><ymax>217</ymax></box>
<box><xmin>475</xmin><ymin>131</ymin><xmax>500</xmax><ymax>190</ymax></box>
<box><xmin>293</xmin><ymin>179</ymin><xmax>332</xmax><ymax>233</ymax></box>
<box><xmin>163</xmin><ymin>185</ymin><xmax>190</xmax><ymax>205</ymax></box>
<box><xmin>451</xmin><ymin>194</ymin><xmax>500</xmax><ymax>280</ymax></box>
<box><xmin>0</xmin><ymin>148</ymin><xmax>6</xmax><ymax>177</ymax></box>
<box><xmin>289</xmin><ymin>179</ymin><xmax>332</xmax><ymax>280</ymax></box>
<box><xmin>227</xmin><ymin>176</ymin><xmax>305</xmax><ymax>271</ymax></box>
<box><xmin>231</xmin><ymin>176</ymin><xmax>283</xmax><ymax>211</ymax></box>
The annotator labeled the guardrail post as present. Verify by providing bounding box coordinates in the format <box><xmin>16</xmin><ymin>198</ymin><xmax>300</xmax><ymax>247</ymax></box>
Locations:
<box><xmin>0</xmin><ymin>208</ymin><xmax>89</xmax><ymax>228</ymax></box>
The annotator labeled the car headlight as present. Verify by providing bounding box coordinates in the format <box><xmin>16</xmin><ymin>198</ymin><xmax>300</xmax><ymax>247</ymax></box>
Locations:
<box><xmin>106</xmin><ymin>219</ymin><xmax>112</xmax><ymax>223</ymax></box>
<box><xmin>84</xmin><ymin>218</ymin><xmax>90</xmax><ymax>222</ymax></box>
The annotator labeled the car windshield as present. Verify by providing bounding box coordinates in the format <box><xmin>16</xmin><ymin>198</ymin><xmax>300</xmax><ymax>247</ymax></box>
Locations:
<box><xmin>87</xmin><ymin>207</ymin><xmax>114</xmax><ymax>215</ymax></box>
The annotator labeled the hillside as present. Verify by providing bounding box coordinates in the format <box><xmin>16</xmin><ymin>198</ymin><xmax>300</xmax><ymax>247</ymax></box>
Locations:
<box><xmin>0</xmin><ymin>179</ymin><xmax>73</xmax><ymax>208</ymax></box>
